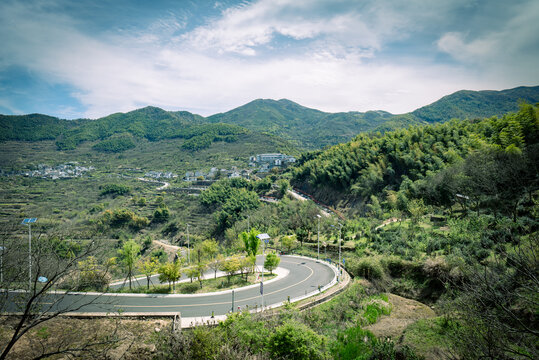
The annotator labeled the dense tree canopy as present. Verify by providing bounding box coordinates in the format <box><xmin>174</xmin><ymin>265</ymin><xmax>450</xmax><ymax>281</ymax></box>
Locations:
<box><xmin>292</xmin><ymin>104</ymin><xmax>539</xmax><ymax>219</ymax></box>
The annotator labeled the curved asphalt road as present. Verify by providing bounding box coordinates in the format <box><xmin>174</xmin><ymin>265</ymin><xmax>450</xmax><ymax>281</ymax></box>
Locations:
<box><xmin>7</xmin><ymin>256</ymin><xmax>336</xmax><ymax>318</ymax></box>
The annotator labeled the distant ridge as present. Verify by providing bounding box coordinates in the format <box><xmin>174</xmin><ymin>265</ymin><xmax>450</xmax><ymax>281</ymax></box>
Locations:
<box><xmin>1</xmin><ymin>85</ymin><xmax>538</xmax><ymax>149</ymax></box>
<box><xmin>412</xmin><ymin>85</ymin><xmax>539</xmax><ymax>123</ymax></box>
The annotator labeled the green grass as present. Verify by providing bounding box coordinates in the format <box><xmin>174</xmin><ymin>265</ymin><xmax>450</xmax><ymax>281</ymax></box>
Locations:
<box><xmin>401</xmin><ymin>316</ymin><xmax>454</xmax><ymax>359</ymax></box>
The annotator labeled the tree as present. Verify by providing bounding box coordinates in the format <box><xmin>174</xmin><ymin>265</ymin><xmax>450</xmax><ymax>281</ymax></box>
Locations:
<box><xmin>239</xmin><ymin>255</ymin><xmax>256</xmax><ymax>281</ymax></box>
<box><xmin>240</xmin><ymin>229</ymin><xmax>260</xmax><ymax>257</ymax></box>
<box><xmin>288</xmin><ymin>201</ymin><xmax>319</xmax><ymax>247</ymax></box>
<box><xmin>219</xmin><ymin>255</ymin><xmax>241</xmax><ymax>284</ymax></box>
<box><xmin>193</xmin><ymin>245</ymin><xmax>208</xmax><ymax>288</ymax></box>
<box><xmin>77</xmin><ymin>256</ymin><xmax>113</xmax><ymax>291</ymax></box>
<box><xmin>281</xmin><ymin>234</ymin><xmax>297</xmax><ymax>253</ymax></box>
<box><xmin>158</xmin><ymin>261</ymin><xmax>182</xmax><ymax>291</ymax></box>
<box><xmin>276</xmin><ymin>179</ymin><xmax>290</xmax><ymax>198</ymax></box>
<box><xmin>117</xmin><ymin>240</ymin><xmax>141</xmax><ymax>290</ymax></box>
<box><xmin>446</xmin><ymin>241</ymin><xmax>539</xmax><ymax>360</ymax></box>
<box><xmin>185</xmin><ymin>267</ymin><xmax>199</xmax><ymax>284</ymax></box>
<box><xmin>407</xmin><ymin>198</ymin><xmax>427</xmax><ymax>238</ymax></box>
<box><xmin>136</xmin><ymin>256</ymin><xmax>160</xmax><ymax>289</ymax></box>
<box><xmin>0</xmin><ymin>229</ymin><xmax>119</xmax><ymax>359</ymax></box>
<box><xmin>208</xmin><ymin>254</ymin><xmax>224</xmax><ymax>279</ymax></box>
<box><xmin>264</xmin><ymin>253</ymin><xmax>280</xmax><ymax>275</ymax></box>
<box><xmin>200</xmin><ymin>239</ymin><xmax>219</xmax><ymax>260</ymax></box>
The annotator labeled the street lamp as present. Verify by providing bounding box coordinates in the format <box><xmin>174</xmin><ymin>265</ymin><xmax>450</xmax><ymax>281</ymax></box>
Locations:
<box><xmin>0</xmin><ymin>246</ymin><xmax>5</xmax><ymax>283</ymax></box>
<box><xmin>331</xmin><ymin>223</ymin><xmax>342</xmax><ymax>282</ymax></box>
<box><xmin>316</xmin><ymin>215</ymin><xmax>321</xmax><ymax>260</ymax></box>
<box><xmin>22</xmin><ymin>218</ymin><xmax>37</xmax><ymax>289</ymax></box>
<box><xmin>257</xmin><ymin>233</ymin><xmax>270</xmax><ymax>309</ymax></box>
<box><xmin>186</xmin><ymin>224</ymin><xmax>190</xmax><ymax>265</ymax></box>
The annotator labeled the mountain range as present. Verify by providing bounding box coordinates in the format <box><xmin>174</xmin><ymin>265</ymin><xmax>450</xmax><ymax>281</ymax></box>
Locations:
<box><xmin>1</xmin><ymin>85</ymin><xmax>538</xmax><ymax>150</ymax></box>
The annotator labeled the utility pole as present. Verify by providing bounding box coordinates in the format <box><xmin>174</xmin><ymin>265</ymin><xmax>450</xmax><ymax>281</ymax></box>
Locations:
<box><xmin>22</xmin><ymin>218</ymin><xmax>37</xmax><ymax>290</ymax></box>
<box><xmin>338</xmin><ymin>223</ymin><xmax>342</xmax><ymax>281</ymax></box>
<box><xmin>29</xmin><ymin>223</ymin><xmax>31</xmax><ymax>288</ymax></box>
<box><xmin>187</xmin><ymin>224</ymin><xmax>190</xmax><ymax>265</ymax></box>
<box><xmin>257</xmin><ymin>233</ymin><xmax>270</xmax><ymax>309</ymax></box>
<box><xmin>262</xmin><ymin>239</ymin><xmax>265</xmax><ymax>308</ymax></box>
<box><xmin>331</xmin><ymin>222</ymin><xmax>342</xmax><ymax>282</ymax></box>
<box><xmin>0</xmin><ymin>245</ymin><xmax>5</xmax><ymax>283</ymax></box>
<box><xmin>316</xmin><ymin>214</ymin><xmax>321</xmax><ymax>261</ymax></box>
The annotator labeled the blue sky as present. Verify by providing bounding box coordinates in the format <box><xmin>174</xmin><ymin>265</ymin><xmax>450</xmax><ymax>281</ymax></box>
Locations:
<box><xmin>1</xmin><ymin>0</ymin><xmax>538</xmax><ymax>119</ymax></box>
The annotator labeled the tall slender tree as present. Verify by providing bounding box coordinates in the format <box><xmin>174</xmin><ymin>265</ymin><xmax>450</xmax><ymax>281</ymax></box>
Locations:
<box><xmin>118</xmin><ymin>240</ymin><xmax>141</xmax><ymax>290</ymax></box>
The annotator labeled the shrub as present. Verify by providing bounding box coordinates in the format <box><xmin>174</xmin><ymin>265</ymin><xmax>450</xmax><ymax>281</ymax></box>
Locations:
<box><xmin>381</xmin><ymin>256</ymin><xmax>423</xmax><ymax>279</ymax></box>
<box><xmin>100</xmin><ymin>183</ymin><xmax>131</xmax><ymax>196</ymax></box>
<box><xmin>268</xmin><ymin>320</ymin><xmax>327</xmax><ymax>360</ymax></box>
<box><xmin>179</xmin><ymin>282</ymin><xmax>199</xmax><ymax>294</ymax></box>
<box><xmin>101</xmin><ymin>208</ymin><xmax>149</xmax><ymax>229</ymax></box>
<box><xmin>330</xmin><ymin>325</ymin><xmax>376</xmax><ymax>359</ymax></box>
<box><xmin>348</xmin><ymin>256</ymin><xmax>384</xmax><ymax>280</ymax></box>
<box><xmin>361</xmin><ymin>298</ymin><xmax>391</xmax><ymax>325</ymax></box>
<box><xmin>422</xmin><ymin>256</ymin><xmax>450</xmax><ymax>280</ymax></box>
<box><xmin>151</xmin><ymin>249</ymin><xmax>168</xmax><ymax>263</ymax></box>
<box><xmin>153</xmin><ymin>206</ymin><xmax>170</xmax><ymax>223</ymax></box>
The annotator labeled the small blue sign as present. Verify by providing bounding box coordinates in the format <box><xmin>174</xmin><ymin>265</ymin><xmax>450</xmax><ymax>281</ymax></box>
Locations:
<box><xmin>22</xmin><ymin>218</ymin><xmax>37</xmax><ymax>224</ymax></box>
<box><xmin>343</xmin><ymin>258</ymin><xmax>345</xmax><ymax>265</ymax></box>
<box><xmin>38</xmin><ymin>276</ymin><xmax>48</xmax><ymax>283</ymax></box>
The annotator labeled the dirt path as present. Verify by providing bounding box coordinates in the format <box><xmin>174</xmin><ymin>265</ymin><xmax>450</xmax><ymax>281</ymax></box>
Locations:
<box><xmin>136</xmin><ymin>177</ymin><xmax>169</xmax><ymax>191</ymax></box>
<box><xmin>287</xmin><ymin>189</ymin><xmax>331</xmax><ymax>217</ymax></box>
<box><xmin>153</xmin><ymin>239</ymin><xmax>181</xmax><ymax>260</ymax></box>
<box><xmin>374</xmin><ymin>217</ymin><xmax>401</xmax><ymax>231</ymax></box>
<box><xmin>364</xmin><ymin>293</ymin><xmax>435</xmax><ymax>339</ymax></box>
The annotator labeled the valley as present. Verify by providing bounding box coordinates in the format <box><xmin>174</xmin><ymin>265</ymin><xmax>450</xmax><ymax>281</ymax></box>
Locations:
<box><xmin>0</xmin><ymin>90</ymin><xmax>538</xmax><ymax>359</ymax></box>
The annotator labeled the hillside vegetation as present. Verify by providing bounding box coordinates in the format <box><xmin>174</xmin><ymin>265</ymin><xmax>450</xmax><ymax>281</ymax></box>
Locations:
<box><xmin>292</xmin><ymin>103</ymin><xmax>539</xmax><ymax>214</ymax></box>
<box><xmin>2</xmin><ymin>86</ymin><xmax>537</xmax><ymax>150</ymax></box>
<box><xmin>206</xmin><ymin>86</ymin><xmax>539</xmax><ymax>148</ymax></box>
<box><xmin>412</xmin><ymin>85</ymin><xmax>539</xmax><ymax>123</ymax></box>
<box><xmin>208</xmin><ymin>98</ymin><xmax>402</xmax><ymax>148</ymax></box>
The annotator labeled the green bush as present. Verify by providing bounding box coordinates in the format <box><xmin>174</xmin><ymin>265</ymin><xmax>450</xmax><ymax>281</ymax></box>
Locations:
<box><xmin>100</xmin><ymin>183</ymin><xmax>131</xmax><ymax>196</ymax></box>
<box><xmin>268</xmin><ymin>320</ymin><xmax>327</xmax><ymax>360</ymax></box>
<box><xmin>330</xmin><ymin>325</ymin><xmax>376</xmax><ymax>360</ymax></box>
<box><xmin>178</xmin><ymin>282</ymin><xmax>199</xmax><ymax>294</ymax></box>
<box><xmin>381</xmin><ymin>256</ymin><xmax>423</xmax><ymax>278</ymax></box>
<box><xmin>348</xmin><ymin>257</ymin><xmax>384</xmax><ymax>280</ymax></box>
<box><xmin>153</xmin><ymin>206</ymin><xmax>170</xmax><ymax>223</ymax></box>
<box><xmin>101</xmin><ymin>208</ymin><xmax>149</xmax><ymax>229</ymax></box>
<box><xmin>362</xmin><ymin>299</ymin><xmax>391</xmax><ymax>325</ymax></box>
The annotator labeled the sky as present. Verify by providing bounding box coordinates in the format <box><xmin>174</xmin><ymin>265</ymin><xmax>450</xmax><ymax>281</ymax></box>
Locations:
<box><xmin>0</xmin><ymin>0</ymin><xmax>538</xmax><ymax>119</ymax></box>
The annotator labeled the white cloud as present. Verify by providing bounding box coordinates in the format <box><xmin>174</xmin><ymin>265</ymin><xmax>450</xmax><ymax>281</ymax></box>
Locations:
<box><xmin>437</xmin><ymin>0</ymin><xmax>539</xmax><ymax>82</ymax></box>
<box><xmin>437</xmin><ymin>32</ymin><xmax>498</xmax><ymax>63</ymax></box>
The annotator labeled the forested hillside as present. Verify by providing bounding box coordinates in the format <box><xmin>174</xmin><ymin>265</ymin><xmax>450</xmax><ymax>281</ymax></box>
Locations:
<box><xmin>208</xmin><ymin>99</ymin><xmax>410</xmax><ymax>149</ymax></box>
<box><xmin>54</xmin><ymin>106</ymin><xmax>247</xmax><ymax>151</ymax></box>
<box><xmin>412</xmin><ymin>85</ymin><xmax>539</xmax><ymax>123</ymax></box>
<box><xmin>292</xmin><ymin>103</ymin><xmax>539</xmax><ymax>216</ymax></box>
<box><xmin>0</xmin><ymin>113</ymin><xmax>87</xmax><ymax>141</ymax></box>
<box><xmin>203</xmin><ymin>86</ymin><xmax>539</xmax><ymax>148</ymax></box>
